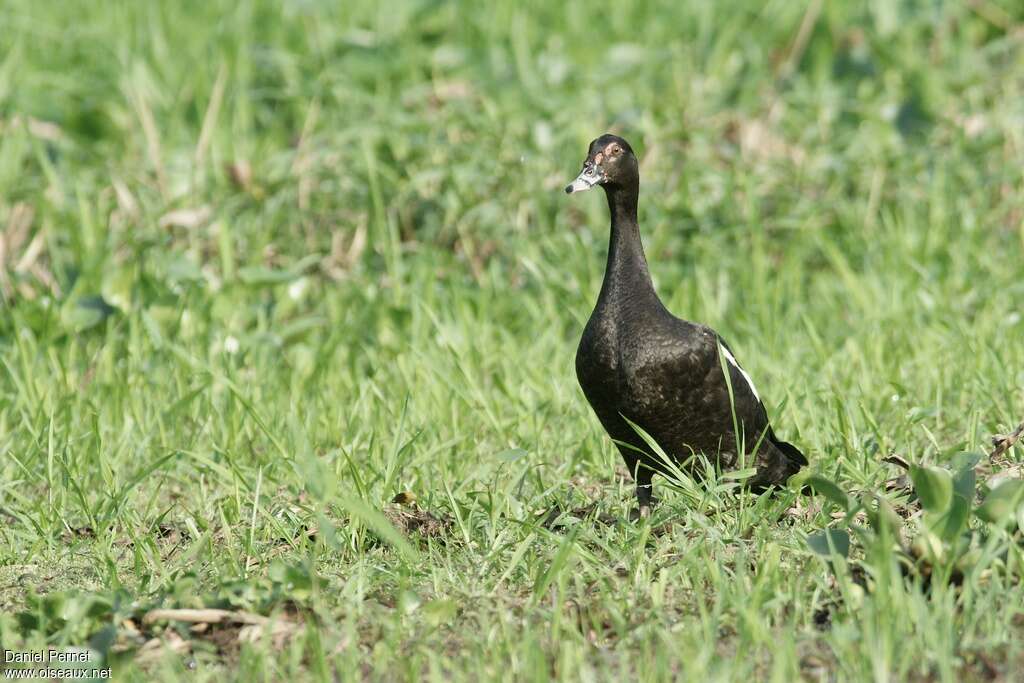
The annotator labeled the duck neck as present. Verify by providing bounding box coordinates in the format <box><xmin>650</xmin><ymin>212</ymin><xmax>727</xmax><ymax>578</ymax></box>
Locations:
<box><xmin>599</xmin><ymin>182</ymin><xmax>657</xmax><ymax>306</ymax></box>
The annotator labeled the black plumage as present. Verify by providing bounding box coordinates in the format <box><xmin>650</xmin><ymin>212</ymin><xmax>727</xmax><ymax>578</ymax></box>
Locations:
<box><xmin>565</xmin><ymin>134</ymin><xmax>807</xmax><ymax>517</ymax></box>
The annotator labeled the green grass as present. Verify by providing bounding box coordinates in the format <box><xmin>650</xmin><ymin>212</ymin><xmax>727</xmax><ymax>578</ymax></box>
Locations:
<box><xmin>2</xmin><ymin>0</ymin><xmax>1024</xmax><ymax>680</ymax></box>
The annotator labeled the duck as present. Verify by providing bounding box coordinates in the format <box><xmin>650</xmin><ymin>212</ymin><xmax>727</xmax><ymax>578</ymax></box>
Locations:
<box><xmin>565</xmin><ymin>134</ymin><xmax>807</xmax><ymax>518</ymax></box>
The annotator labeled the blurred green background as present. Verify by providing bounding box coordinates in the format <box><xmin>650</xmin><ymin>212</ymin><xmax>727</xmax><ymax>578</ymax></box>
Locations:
<box><xmin>1</xmin><ymin>0</ymin><xmax>1023</xmax><ymax>680</ymax></box>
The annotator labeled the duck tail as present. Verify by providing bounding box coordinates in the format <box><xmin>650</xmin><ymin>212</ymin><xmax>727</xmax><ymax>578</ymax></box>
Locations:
<box><xmin>772</xmin><ymin>437</ymin><xmax>815</xmax><ymax>495</ymax></box>
<box><xmin>749</xmin><ymin>436</ymin><xmax>808</xmax><ymax>494</ymax></box>
<box><xmin>773</xmin><ymin>437</ymin><xmax>808</xmax><ymax>468</ymax></box>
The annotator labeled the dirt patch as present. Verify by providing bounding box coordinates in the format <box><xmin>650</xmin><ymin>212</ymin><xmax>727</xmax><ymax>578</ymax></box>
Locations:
<box><xmin>128</xmin><ymin>608</ymin><xmax>301</xmax><ymax>666</ymax></box>
<box><xmin>538</xmin><ymin>500</ymin><xmax>618</xmax><ymax>530</ymax></box>
<box><xmin>383</xmin><ymin>497</ymin><xmax>453</xmax><ymax>541</ymax></box>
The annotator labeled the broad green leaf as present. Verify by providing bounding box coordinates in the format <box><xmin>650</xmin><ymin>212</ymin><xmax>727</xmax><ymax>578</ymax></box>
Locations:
<box><xmin>930</xmin><ymin>495</ymin><xmax>970</xmax><ymax>542</ymax></box>
<box><xmin>952</xmin><ymin>467</ymin><xmax>976</xmax><ymax>503</ymax></box>
<box><xmin>806</xmin><ymin>529</ymin><xmax>850</xmax><ymax>558</ymax></box>
<box><xmin>976</xmin><ymin>480</ymin><xmax>1024</xmax><ymax>525</ymax></box>
<box><xmin>805</xmin><ymin>475</ymin><xmax>849</xmax><ymax>510</ymax></box>
<box><xmin>806</xmin><ymin>530</ymin><xmax>850</xmax><ymax>557</ymax></box>
<box><xmin>910</xmin><ymin>465</ymin><xmax>953</xmax><ymax>513</ymax></box>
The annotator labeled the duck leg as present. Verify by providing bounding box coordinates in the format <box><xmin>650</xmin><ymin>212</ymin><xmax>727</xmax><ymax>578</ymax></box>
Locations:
<box><xmin>630</xmin><ymin>469</ymin><xmax>657</xmax><ymax>521</ymax></box>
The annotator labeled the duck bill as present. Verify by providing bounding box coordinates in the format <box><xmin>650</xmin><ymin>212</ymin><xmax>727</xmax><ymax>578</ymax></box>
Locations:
<box><xmin>564</xmin><ymin>163</ymin><xmax>603</xmax><ymax>194</ymax></box>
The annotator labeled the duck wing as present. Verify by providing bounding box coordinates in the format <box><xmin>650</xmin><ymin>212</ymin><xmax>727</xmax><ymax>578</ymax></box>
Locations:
<box><xmin>716</xmin><ymin>336</ymin><xmax>808</xmax><ymax>480</ymax></box>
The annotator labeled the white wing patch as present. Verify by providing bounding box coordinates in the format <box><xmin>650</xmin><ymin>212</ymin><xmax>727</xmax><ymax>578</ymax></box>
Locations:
<box><xmin>720</xmin><ymin>345</ymin><xmax>761</xmax><ymax>402</ymax></box>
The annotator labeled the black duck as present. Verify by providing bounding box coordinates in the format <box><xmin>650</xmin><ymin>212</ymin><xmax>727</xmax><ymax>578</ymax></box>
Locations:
<box><xmin>565</xmin><ymin>134</ymin><xmax>807</xmax><ymax>517</ymax></box>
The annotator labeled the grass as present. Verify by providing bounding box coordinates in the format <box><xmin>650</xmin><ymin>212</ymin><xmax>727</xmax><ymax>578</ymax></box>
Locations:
<box><xmin>1</xmin><ymin>0</ymin><xmax>1024</xmax><ymax>680</ymax></box>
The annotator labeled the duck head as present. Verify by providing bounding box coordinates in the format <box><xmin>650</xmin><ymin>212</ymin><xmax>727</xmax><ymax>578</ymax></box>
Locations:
<box><xmin>564</xmin><ymin>134</ymin><xmax>638</xmax><ymax>195</ymax></box>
